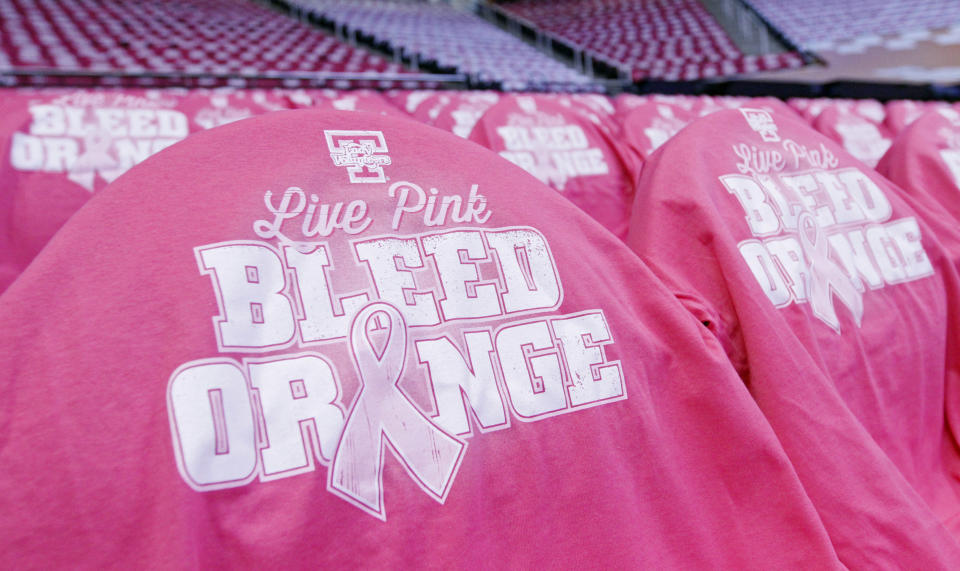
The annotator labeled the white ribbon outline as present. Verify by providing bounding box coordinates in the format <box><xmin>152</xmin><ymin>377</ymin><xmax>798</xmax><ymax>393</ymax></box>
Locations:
<box><xmin>328</xmin><ymin>302</ymin><xmax>466</xmax><ymax>521</ymax></box>
<box><xmin>797</xmin><ymin>212</ymin><xmax>865</xmax><ymax>332</ymax></box>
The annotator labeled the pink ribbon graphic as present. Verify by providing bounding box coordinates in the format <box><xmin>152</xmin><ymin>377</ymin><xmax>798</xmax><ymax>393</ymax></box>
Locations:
<box><xmin>329</xmin><ymin>302</ymin><xmax>465</xmax><ymax>520</ymax></box>
<box><xmin>67</xmin><ymin>126</ymin><xmax>120</xmax><ymax>192</ymax></box>
<box><xmin>798</xmin><ymin>212</ymin><xmax>864</xmax><ymax>331</ymax></box>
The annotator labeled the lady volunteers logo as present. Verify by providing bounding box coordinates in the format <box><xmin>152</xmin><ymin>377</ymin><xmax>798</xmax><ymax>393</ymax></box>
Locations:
<box><xmin>324</xmin><ymin>130</ymin><xmax>392</xmax><ymax>183</ymax></box>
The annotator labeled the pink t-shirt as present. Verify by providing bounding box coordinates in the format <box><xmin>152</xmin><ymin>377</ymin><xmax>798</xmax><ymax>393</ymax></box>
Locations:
<box><xmin>786</xmin><ymin>97</ymin><xmax>819</xmax><ymax>122</ymax></box>
<box><xmin>621</xmin><ymin>96</ymin><xmax>796</xmax><ymax>162</ymax></box>
<box><xmin>0</xmin><ymin>109</ymin><xmax>844</xmax><ymax>568</ymax></box>
<box><xmin>180</xmin><ymin>88</ymin><xmax>292</xmax><ymax>130</ymax></box>
<box><xmin>885</xmin><ymin>100</ymin><xmax>951</xmax><ymax>135</ymax></box>
<box><xmin>621</xmin><ymin>98</ymin><xmax>696</xmax><ymax>161</ymax></box>
<box><xmin>544</xmin><ymin>92</ymin><xmax>620</xmax><ymax>137</ymax></box>
<box><xmin>0</xmin><ymin>88</ymin><xmax>311</xmax><ymax>293</ymax></box>
<box><xmin>390</xmin><ymin>90</ymin><xmax>502</xmax><ymax>137</ymax></box>
<box><xmin>627</xmin><ymin>108</ymin><xmax>960</xmax><ymax>567</ymax></box>
<box><xmin>468</xmin><ymin>94</ymin><xmax>635</xmax><ymax>239</ymax></box>
<box><xmin>0</xmin><ymin>88</ymin><xmax>198</xmax><ymax>291</ymax></box>
<box><xmin>693</xmin><ymin>96</ymin><xmax>796</xmax><ymax>119</ymax></box>
<box><xmin>814</xmin><ymin>104</ymin><xmax>892</xmax><ymax>167</ymax></box>
<box><xmin>878</xmin><ymin>109</ymin><xmax>960</xmax><ymax>225</ymax></box>
<box><xmin>284</xmin><ymin>89</ymin><xmax>404</xmax><ymax>116</ymax></box>
<box><xmin>614</xmin><ymin>93</ymin><xmax>699</xmax><ymax>121</ymax></box>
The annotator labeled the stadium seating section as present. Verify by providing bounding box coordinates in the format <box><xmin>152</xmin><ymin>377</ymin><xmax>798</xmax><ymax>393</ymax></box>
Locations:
<box><xmin>745</xmin><ymin>0</ymin><xmax>960</xmax><ymax>52</ymax></box>
<box><xmin>285</xmin><ymin>0</ymin><xmax>598</xmax><ymax>90</ymax></box>
<box><xmin>494</xmin><ymin>0</ymin><xmax>804</xmax><ymax>81</ymax></box>
<box><xmin>0</xmin><ymin>0</ymin><xmax>406</xmax><ymax>77</ymax></box>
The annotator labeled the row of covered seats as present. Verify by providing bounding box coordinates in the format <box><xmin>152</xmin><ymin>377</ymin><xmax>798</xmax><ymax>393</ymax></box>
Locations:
<box><xmin>0</xmin><ymin>0</ymin><xmax>406</xmax><ymax>77</ymax></box>
<box><xmin>493</xmin><ymin>0</ymin><xmax>805</xmax><ymax>81</ymax></box>
<box><xmin>2</xmin><ymin>86</ymin><xmax>958</xmax><ymax>292</ymax></box>
<box><xmin>4</xmin><ymin>90</ymin><xmax>960</xmax><ymax>567</ymax></box>
<box><xmin>400</xmin><ymin>89</ymin><xmax>960</xmax><ymax>236</ymax></box>
<box><xmin>282</xmin><ymin>0</ymin><xmax>598</xmax><ymax>91</ymax></box>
